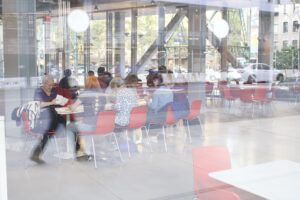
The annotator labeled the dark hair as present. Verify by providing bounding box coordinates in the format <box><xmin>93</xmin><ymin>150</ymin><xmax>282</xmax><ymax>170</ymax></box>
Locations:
<box><xmin>97</xmin><ymin>67</ymin><xmax>105</xmax><ymax>75</ymax></box>
<box><xmin>88</xmin><ymin>70</ymin><xmax>95</xmax><ymax>76</ymax></box>
<box><xmin>64</xmin><ymin>69</ymin><xmax>72</xmax><ymax>77</ymax></box>
<box><xmin>158</xmin><ymin>65</ymin><xmax>167</xmax><ymax>73</ymax></box>
<box><xmin>152</xmin><ymin>73</ymin><xmax>163</xmax><ymax>85</ymax></box>
<box><xmin>124</xmin><ymin>74</ymin><xmax>139</xmax><ymax>87</ymax></box>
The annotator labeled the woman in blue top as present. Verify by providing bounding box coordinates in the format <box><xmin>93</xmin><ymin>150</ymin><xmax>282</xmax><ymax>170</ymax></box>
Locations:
<box><xmin>147</xmin><ymin>73</ymin><xmax>173</xmax><ymax>124</ymax></box>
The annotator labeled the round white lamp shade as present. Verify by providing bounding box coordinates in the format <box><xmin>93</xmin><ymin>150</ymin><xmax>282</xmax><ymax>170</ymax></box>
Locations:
<box><xmin>213</xmin><ymin>19</ymin><xmax>229</xmax><ymax>39</ymax></box>
<box><xmin>67</xmin><ymin>9</ymin><xmax>90</xmax><ymax>33</ymax></box>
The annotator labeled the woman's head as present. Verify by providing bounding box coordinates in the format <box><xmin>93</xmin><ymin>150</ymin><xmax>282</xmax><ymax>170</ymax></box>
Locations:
<box><xmin>42</xmin><ymin>75</ymin><xmax>54</xmax><ymax>92</ymax></box>
<box><xmin>109</xmin><ymin>77</ymin><xmax>123</xmax><ymax>89</ymax></box>
<box><xmin>152</xmin><ymin>73</ymin><xmax>163</xmax><ymax>87</ymax></box>
<box><xmin>124</xmin><ymin>74</ymin><xmax>139</xmax><ymax>87</ymax></box>
<box><xmin>85</xmin><ymin>76</ymin><xmax>100</xmax><ymax>89</ymax></box>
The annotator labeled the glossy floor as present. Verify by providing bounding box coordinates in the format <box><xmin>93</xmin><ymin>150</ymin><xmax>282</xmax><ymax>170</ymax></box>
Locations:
<box><xmin>5</xmin><ymin>100</ymin><xmax>300</xmax><ymax>200</ymax></box>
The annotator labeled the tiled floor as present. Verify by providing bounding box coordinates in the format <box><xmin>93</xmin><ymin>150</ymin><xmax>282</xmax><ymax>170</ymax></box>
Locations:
<box><xmin>5</xmin><ymin>100</ymin><xmax>300</xmax><ymax>200</ymax></box>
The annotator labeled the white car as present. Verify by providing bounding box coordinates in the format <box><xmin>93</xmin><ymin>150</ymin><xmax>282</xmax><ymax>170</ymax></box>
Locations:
<box><xmin>238</xmin><ymin>63</ymin><xmax>284</xmax><ymax>83</ymax></box>
<box><xmin>227</xmin><ymin>67</ymin><xmax>242</xmax><ymax>82</ymax></box>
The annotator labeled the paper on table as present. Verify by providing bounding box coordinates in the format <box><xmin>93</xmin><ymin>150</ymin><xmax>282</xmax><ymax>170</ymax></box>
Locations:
<box><xmin>55</xmin><ymin>95</ymin><xmax>69</xmax><ymax>106</ymax></box>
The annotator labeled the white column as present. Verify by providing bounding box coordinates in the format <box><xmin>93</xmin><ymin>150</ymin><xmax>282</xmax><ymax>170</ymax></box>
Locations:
<box><xmin>0</xmin><ymin>116</ymin><xmax>8</xmax><ymax>200</ymax></box>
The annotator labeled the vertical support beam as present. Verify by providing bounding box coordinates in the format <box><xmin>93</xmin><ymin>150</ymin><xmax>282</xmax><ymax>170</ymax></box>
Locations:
<box><xmin>84</xmin><ymin>26</ymin><xmax>91</xmax><ymax>76</ymax></box>
<box><xmin>44</xmin><ymin>15</ymin><xmax>51</xmax><ymax>74</ymax></box>
<box><xmin>187</xmin><ymin>5</ymin><xmax>207</xmax><ymax>102</ymax></box>
<box><xmin>157</xmin><ymin>3</ymin><xmax>166</xmax><ymax>67</ymax></box>
<box><xmin>220</xmin><ymin>8</ymin><xmax>228</xmax><ymax>74</ymax></box>
<box><xmin>106</xmin><ymin>12</ymin><xmax>113</xmax><ymax>71</ymax></box>
<box><xmin>258</xmin><ymin>10</ymin><xmax>274</xmax><ymax>65</ymax></box>
<box><xmin>63</xmin><ymin>0</ymin><xmax>70</xmax><ymax>69</ymax></box>
<box><xmin>0</xmin><ymin>116</ymin><xmax>7</xmax><ymax>200</ymax></box>
<box><xmin>3</xmin><ymin>0</ymin><xmax>37</xmax><ymax>79</ymax></box>
<box><xmin>114</xmin><ymin>12</ymin><xmax>125</xmax><ymax>77</ymax></box>
<box><xmin>188</xmin><ymin>6</ymin><xmax>206</xmax><ymax>73</ymax></box>
<box><xmin>131</xmin><ymin>8</ymin><xmax>138</xmax><ymax>73</ymax></box>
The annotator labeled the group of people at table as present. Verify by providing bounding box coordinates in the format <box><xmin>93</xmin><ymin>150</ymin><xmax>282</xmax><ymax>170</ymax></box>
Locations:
<box><xmin>29</xmin><ymin>66</ymin><xmax>191</xmax><ymax>164</ymax></box>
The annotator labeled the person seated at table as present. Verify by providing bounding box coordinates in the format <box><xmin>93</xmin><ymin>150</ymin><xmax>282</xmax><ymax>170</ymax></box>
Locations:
<box><xmin>97</xmin><ymin>66</ymin><xmax>112</xmax><ymax>89</ymax></box>
<box><xmin>114</xmin><ymin>74</ymin><xmax>139</xmax><ymax>128</ymax></box>
<box><xmin>66</xmin><ymin>75</ymin><xmax>105</xmax><ymax>158</ymax></box>
<box><xmin>30</xmin><ymin>75</ymin><xmax>66</xmax><ymax>164</ymax></box>
<box><xmin>172</xmin><ymin>74</ymin><xmax>189</xmax><ymax>120</ymax></box>
<box><xmin>147</xmin><ymin>73</ymin><xmax>173</xmax><ymax>124</ymax></box>
<box><xmin>58</xmin><ymin>69</ymin><xmax>79</xmax><ymax>100</ymax></box>
<box><xmin>105</xmin><ymin>76</ymin><xmax>123</xmax><ymax>104</ymax></box>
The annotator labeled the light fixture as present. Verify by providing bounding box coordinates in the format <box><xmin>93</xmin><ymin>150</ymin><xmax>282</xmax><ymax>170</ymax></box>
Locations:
<box><xmin>212</xmin><ymin>19</ymin><xmax>229</xmax><ymax>39</ymax></box>
<box><xmin>67</xmin><ymin>9</ymin><xmax>90</xmax><ymax>33</ymax></box>
<box><xmin>94</xmin><ymin>5</ymin><xmax>99</xmax><ymax>11</ymax></box>
<box><xmin>151</xmin><ymin>0</ymin><xmax>155</xmax><ymax>5</ymax></box>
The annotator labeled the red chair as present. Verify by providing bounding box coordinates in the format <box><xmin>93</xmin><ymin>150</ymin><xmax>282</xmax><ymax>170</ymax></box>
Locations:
<box><xmin>220</xmin><ymin>85</ymin><xmax>236</xmax><ymax>112</ymax></box>
<box><xmin>21</xmin><ymin>111</ymin><xmax>60</xmax><ymax>164</ymax></box>
<box><xmin>192</xmin><ymin>146</ymin><xmax>240</xmax><ymax>200</ymax></box>
<box><xmin>125</xmin><ymin>105</ymin><xmax>152</xmax><ymax>157</ymax></box>
<box><xmin>147</xmin><ymin>104</ymin><xmax>178</xmax><ymax>152</ymax></box>
<box><xmin>183</xmin><ymin>99</ymin><xmax>203</xmax><ymax>143</ymax></box>
<box><xmin>77</xmin><ymin>110</ymin><xmax>121</xmax><ymax>168</ymax></box>
<box><xmin>239</xmin><ymin>88</ymin><xmax>254</xmax><ymax>117</ymax></box>
<box><xmin>253</xmin><ymin>86</ymin><xmax>269</xmax><ymax>116</ymax></box>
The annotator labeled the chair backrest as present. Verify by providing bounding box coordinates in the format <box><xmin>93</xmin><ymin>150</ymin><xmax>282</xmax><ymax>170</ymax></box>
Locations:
<box><xmin>21</xmin><ymin>111</ymin><xmax>31</xmax><ymax>134</ymax></box>
<box><xmin>192</xmin><ymin>146</ymin><xmax>231</xmax><ymax>197</ymax></box>
<box><xmin>221</xmin><ymin>85</ymin><xmax>233</xmax><ymax>99</ymax></box>
<box><xmin>253</xmin><ymin>86</ymin><xmax>268</xmax><ymax>101</ymax></box>
<box><xmin>165</xmin><ymin>105</ymin><xmax>177</xmax><ymax>125</ymax></box>
<box><xmin>187</xmin><ymin>99</ymin><xmax>202</xmax><ymax>120</ymax></box>
<box><xmin>230</xmin><ymin>86</ymin><xmax>240</xmax><ymax>99</ymax></box>
<box><xmin>128</xmin><ymin>105</ymin><xmax>148</xmax><ymax>129</ymax></box>
<box><xmin>205</xmin><ymin>82</ymin><xmax>214</xmax><ymax>95</ymax></box>
<box><xmin>95</xmin><ymin>110</ymin><xmax>116</xmax><ymax>135</ymax></box>
<box><xmin>239</xmin><ymin>88</ymin><xmax>254</xmax><ymax>103</ymax></box>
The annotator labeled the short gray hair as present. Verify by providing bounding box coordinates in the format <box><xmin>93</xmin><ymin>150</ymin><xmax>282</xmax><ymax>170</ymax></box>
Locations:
<box><xmin>42</xmin><ymin>75</ymin><xmax>54</xmax><ymax>85</ymax></box>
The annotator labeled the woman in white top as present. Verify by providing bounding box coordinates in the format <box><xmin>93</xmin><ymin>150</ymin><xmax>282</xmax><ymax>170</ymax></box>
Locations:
<box><xmin>114</xmin><ymin>74</ymin><xmax>139</xmax><ymax>127</ymax></box>
<box><xmin>105</xmin><ymin>76</ymin><xmax>123</xmax><ymax>104</ymax></box>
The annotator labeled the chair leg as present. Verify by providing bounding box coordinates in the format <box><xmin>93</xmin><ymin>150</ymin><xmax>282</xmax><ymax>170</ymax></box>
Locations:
<box><xmin>125</xmin><ymin>130</ymin><xmax>131</xmax><ymax>158</ymax></box>
<box><xmin>185</xmin><ymin>120</ymin><xmax>192</xmax><ymax>144</ymax></box>
<box><xmin>162</xmin><ymin>125</ymin><xmax>167</xmax><ymax>152</ymax></box>
<box><xmin>52</xmin><ymin>136</ymin><xmax>61</xmax><ymax>163</ymax></box>
<box><xmin>144</xmin><ymin>126</ymin><xmax>153</xmax><ymax>152</ymax></box>
<box><xmin>91</xmin><ymin>136</ymin><xmax>97</xmax><ymax>169</ymax></box>
<box><xmin>113</xmin><ymin>133</ymin><xmax>123</xmax><ymax>162</ymax></box>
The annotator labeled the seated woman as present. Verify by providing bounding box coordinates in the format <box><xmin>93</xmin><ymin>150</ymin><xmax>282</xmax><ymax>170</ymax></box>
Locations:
<box><xmin>147</xmin><ymin>73</ymin><xmax>173</xmax><ymax>124</ymax></box>
<box><xmin>114</xmin><ymin>74</ymin><xmax>139</xmax><ymax>128</ymax></box>
<box><xmin>66</xmin><ymin>75</ymin><xmax>105</xmax><ymax>158</ymax></box>
<box><xmin>105</xmin><ymin>76</ymin><xmax>123</xmax><ymax>104</ymax></box>
<box><xmin>30</xmin><ymin>75</ymin><xmax>66</xmax><ymax>164</ymax></box>
<box><xmin>172</xmin><ymin>74</ymin><xmax>189</xmax><ymax>120</ymax></box>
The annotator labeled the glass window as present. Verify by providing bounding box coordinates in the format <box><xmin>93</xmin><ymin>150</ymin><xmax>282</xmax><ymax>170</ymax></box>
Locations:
<box><xmin>293</xmin><ymin>21</ymin><xmax>299</xmax><ymax>32</ymax></box>
<box><xmin>262</xmin><ymin>64</ymin><xmax>270</xmax><ymax>70</ymax></box>
<box><xmin>292</xmin><ymin>40</ymin><xmax>298</xmax><ymax>48</ymax></box>
<box><xmin>283</xmin><ymin>40</ymin><xmax>288</xmax><ymax>48</ymax></box>
<box><xmin>283</xmin><ymin>22</ymin><xmax>288</xmax><ymax>33</ymax></box>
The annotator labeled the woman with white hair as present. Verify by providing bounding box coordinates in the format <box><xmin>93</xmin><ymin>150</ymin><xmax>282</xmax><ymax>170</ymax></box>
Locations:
<box><xmin>30</xmin><ymin>75</ymin><xmax>66</xmax><ymax>164</ymax></box>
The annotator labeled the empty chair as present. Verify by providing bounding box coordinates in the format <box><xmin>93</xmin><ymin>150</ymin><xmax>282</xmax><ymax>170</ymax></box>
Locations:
<box><xmin>124</xmin><ymin>105</ymin><xmax>152</xmax><ymax>157</ymax></box>
<box><xmin>239</xmin><ymin>88</ymin><xmax>254</xmax><ymax>117</ymax></box>
<box><xmin>183</xmin><ymin>99</ymin><xmax>203</xmax><ymax>143</ymax></box>
<box><xmin>77</xmin><ymin>110</ymin><xmax>121</xmax><ymax>168</ymax></box>
<box><xmin>220</xmin><ymin>85</ymin><xmax>236</xmax><ymax>112</ymax></box>
<box><xmin>192</xmin><ymin>146</ymin><xmax>240</xmax><ymax>200</ymax></box>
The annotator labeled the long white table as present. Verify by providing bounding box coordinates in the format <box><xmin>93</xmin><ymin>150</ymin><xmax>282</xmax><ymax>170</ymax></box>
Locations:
<box><xmin>209</xmin><ymin>160</ymin><xmax>300</xmax><ymax>200</ymax></box>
